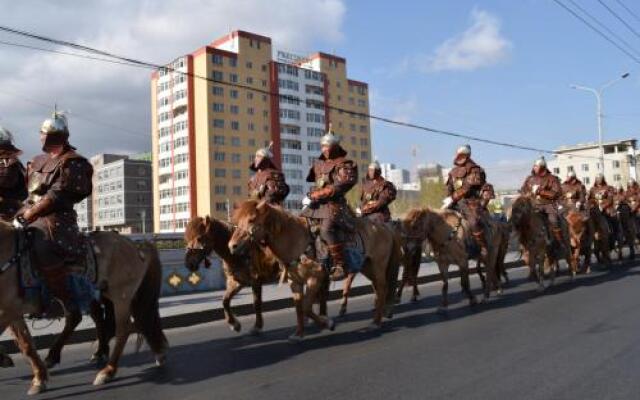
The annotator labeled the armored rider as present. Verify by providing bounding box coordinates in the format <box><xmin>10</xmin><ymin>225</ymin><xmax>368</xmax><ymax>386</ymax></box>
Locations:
<box><xmin>443</xmin><ymin>144</ymin><xmax>489</xmax><ymax>257</ymax></box>
<box><xmin>0</xmin><ymin>126</ymin><xmax>27</xmax><ymax>221</ymax></box>
<box><xmin>248</xmin><ymin>142</ymin><xmax>289</xmax><ymax>206</ymax></box>
<box><xmin>301</xmin><ymin>125</ymin><xmax>358</xmax><ymax>281</ymax></box>
<box><xmin>359</xmin><ymin>160</ymin><xmax>397</xmax><ymax>224</ymax></box>
<box><xmin>561</xmin><ymin>171</ymin><xmax>587</xmax><ymax>212</ymax></box>
<box><xmin>16</xmin><ymin>112</ymin><xmax>93</xmax><ymax>315</ymax></box>
<box><xmin>589</xmin><ymin>173</ymin><xmax>615</xmax><ymax>218</ymax></box>
<box><xmin>520</xmin><ymin>156</ymin><xmax>564</xmax><ymax>246</ymax></box>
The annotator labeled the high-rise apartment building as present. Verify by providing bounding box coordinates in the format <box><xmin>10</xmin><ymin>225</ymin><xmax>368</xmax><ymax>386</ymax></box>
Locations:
<box><xmin>151</xmin><ymin>30</ymin><xmax>372</xmax><ymax>232</ymax></box>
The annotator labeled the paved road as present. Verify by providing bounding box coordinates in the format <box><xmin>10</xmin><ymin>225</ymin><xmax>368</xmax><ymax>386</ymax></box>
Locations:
<box><xmin>3</xmin><ymin>263</ymin><xmax>640</xmax><ymax>400</ymax></box>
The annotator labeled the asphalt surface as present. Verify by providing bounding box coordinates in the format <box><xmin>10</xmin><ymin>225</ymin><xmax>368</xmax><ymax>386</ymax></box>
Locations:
<box><xmin>3</xmin><ymin>262</ymin><xmax>640</xmax><ymax>400</ymax></box>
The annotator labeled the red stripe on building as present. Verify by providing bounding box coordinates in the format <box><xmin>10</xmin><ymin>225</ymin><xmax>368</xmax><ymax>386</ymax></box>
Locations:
<box><xmin>187</xmin><ymin>55</ymin><xmax>198</xmax><ymax>218</ymax></box>
<box><xmin>269</xmin><ymin>61</ymin><xmax>282</xmax><ymax>168</ymax></box>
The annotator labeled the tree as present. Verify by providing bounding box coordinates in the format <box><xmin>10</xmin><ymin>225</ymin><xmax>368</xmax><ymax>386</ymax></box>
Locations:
<box><xmin>419</xmin><ymin>178</ymin><xmax>448</xmax><ymax>208</ymax></box>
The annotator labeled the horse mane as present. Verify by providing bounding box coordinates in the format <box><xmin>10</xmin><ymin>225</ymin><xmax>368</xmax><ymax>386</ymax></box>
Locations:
<box><xmin>511</xmin><ymin>196</ymin><xmax>537</xmax><ymax>245</ymax></box>
<box><xmin>233</xmin><ymin>200</ymin><xmax>306</xmax><ymax>235</ymax></box>
<box><xmin>566</xmin><ymin>210</ymin><xmax>585</xmax><ymax>234</ymax></box>
<box><xmin>185</xmin><ymin>215</ymin><xmax>234</xmax><ymax>260</ymax></box>
<box><xmin>405</xmin><ymin>207</ymin><xmax>458</xmax><ymax>248</ymax></box>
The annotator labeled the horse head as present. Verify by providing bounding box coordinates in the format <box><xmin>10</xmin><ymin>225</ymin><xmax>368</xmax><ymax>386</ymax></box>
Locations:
<box><xmin>184</xmin><ymin>216</ymin><xmax>232</xmax><ymax>271</ymax></box>
<box><xmin>509</xmin><ymin>195</ymin><xmax>532</xmax><ymax>227</ymax></box>
<box><xmin>228</xmin><ymin>200</ymin><xmax>271</xmax><ymax>255</ymax></box>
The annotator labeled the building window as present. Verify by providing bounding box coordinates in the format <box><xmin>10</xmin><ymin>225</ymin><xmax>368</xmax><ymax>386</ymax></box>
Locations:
<box><xmin>248</xmin><ymin>139</ymin><xmax>256</xmax><ymax>147</ymax></box>
<box><xmin>553</xmin><ymin>167</ymin><xmax>560</xmax><ymax>175</ymax></box>
<box><xmin>581</xmin><ymin>164</ymin><xmax>589</xmax><ymax>172</ymax></box>
<box><xmin>214</xmin><ymin>152</ymin><xmax>225</xmax><ymax>161</ymax></box>
<box><xmin>247</xmin><ymin>107</ymin><xmax>254</xmax><ymax>115</ymax></box>
<box><xmin>213</xmin><ymin>103</ymin><xmax>224</xmax><ymax>112</ymax></box>
<box><xmin>233</xmin><ymin>186</ymin><xmax>242</xmax><ymax>195</ymax></box>
<box><xmin>229</xmin><ymin>58</ymin><xmax>237</xmax><ymax>67</ymax></box>
<box><xmin>584</xmin><ymin>177</ymin><xmax>590</xmax><ymax>185</ymax></box>
<box><xmin>567</xmin><ymin>166</ymin><xmax>574</xmax><ymax>173</ymax></box>
<box><xmin>248</xmin><ymin>122</ymin><xmax>255</xmax><ymax>131</ymax></box>
<box><xmin>278</xmin><ymin>79</ymin><xmax>299</xmax><ymax>91</ymax></box>
<box><xmin>282</xmin><ymin>154</ymin><xmax>303</xmax><ymax>164</ymax></box>
<box><xmin>213</xmin><ymin>119</ymin><xmax>225</xmax><ymax>128</ymax></box>
<box><xmin>230</xmin><ymin>90</ymin><xmax>239</xmax><ymax>99</ymax></box>
<box><xmin>246</xmin><ymin>61</ymin><xmax>253</xmax><ymax>69</ymax></box>
<box><xmin>213</xmin><ymin>86</ymin><xmax>224</xmax><ymax>96</ymax></box>
<box><xmin>308</xmin><ymin>142</ymin><xmax>320</xmax><ymax>151</ymax></box>
<box><xmin>214</xmin><ymin>169</ymin><xmax>226</xmax><ymax>178</ymax></box>
<box><xmin>614</xmin><ymin>174</ymin><xmax>622</xmax><ymax>182</ymax></box>
<box><xmin>231</xmin><ymin>121</ymin><xmax>240</xmax><ymax>130</ymax></box>
<box><xmin>232</xmin><ymin>169</ymin><xmax>241</xmax><ymax>179</ymax></box>
<box><xmin>229</xmin><ymin>73</ymin><xmax>238</xmax><ymax>83</ymax></box>
<box><xmin>282</xmin><ymin>139</ymin><xmax>301</xmax><ymax>150</ymax></box>
<box><xmin>212</xmin><ymin>70</ymin><xmax>223</xmax><ymax>81</ymax></box>
<box><xmin>213</xmin><ymin>135</ymin><xmax>225</xmax><ymax>145</ymax></box>
<box><xmin>215</xmin><ymin>185</ymin><xmax>226</xmax><ymax>194</ymax></box>
<box><xmin>230</xmin><ymin>105</ymin><xmax>239</xmax><ymax>114</ymax></box>
<box><xmin>231</xmin><ymin>137</ymin><xmax>241</xmax><ymax>146</ymax></box>
<box><xmin>613</xmin><ymin>160</ymin><xmax>621</xmax><ymax>169</ymax></box>
<box><xmin>280</xmin><ymin>109</ymin><xmax>301</xmax><ymax>120</ymax></box>
<box><xmin>232</xmin><ymin>153</ymin><xmax>241</xmax><ymax>163</ymax></box>
<box><xmin>246</xmin><ymin>77</ymin><xmax>254</xmax><ymax>85</ymax></box>
<box><xmin>212</xmin><ymin>54</ymin><xmax>223</xmax><ymax>65</ymax></box>
<box><xmin>215</xmin><ymin>202</ymin><xmax>227</xmax><ymax>212</ymax></box>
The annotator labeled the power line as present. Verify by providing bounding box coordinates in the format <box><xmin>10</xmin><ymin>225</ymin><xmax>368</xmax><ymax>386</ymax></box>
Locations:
<box><xmin>0</xmin><ymin>24</ymin><xmax>624</xmax><ymax>162</ymax></box>
<box><xmin>0</xmin><ymin>90</ymin><xmax>149</xmax><ymax>139</ymax></box>
<box><xmin>597</xmin><ymin>0</ymin><xmax>640</xmax><ymax>40</ymax></box>
<box><xmin>552</xmin><ymin>0</ymin><xmax>640</xmax><ymax>64</ymax></box>
<box><xmin>566</xmin><ymin>0</ymin><xmax>640</xmax><ymax>58</ymax></box>
<box><xmin>613</xmin><ymin>0</ymin><xmax>640</xmax><ymax>24</ymax></box>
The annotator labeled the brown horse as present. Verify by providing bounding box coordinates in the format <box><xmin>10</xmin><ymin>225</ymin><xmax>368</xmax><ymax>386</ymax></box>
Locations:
<box><xmin>615</xmin><ymin>202</ymin><xmax>637</xmax><ymax>260</ymax></box>
<box><xmin>185</xmin><ymin>216</ymin><xmax>283</xmax><ymax>335</ymax></box>
<box><xmin>228</xmin><ymin>200</ymin><xmax>401</xmax><ymax>330</ymax></box>
<box><xmin>400</xmin><ymin>208</ymin><xmax>478</xmax><ymax>311</ymax></box>
<box><xmin>589</xmin><ymin>205</ymin><xmax>612</xmax><ymax>267</ymax></box>
<box><xmin>0</xmin><ymin>224</ymin><xmax>167</xmax><ymax>395</ymax></box>
<box><xmin>394</xmin><ymin>219</ymin><xmax>426</xmax><ymax>303</ymax></box>
<box><xmin>186</xmin><ymin>214</ymin><xmax>333</xmax><ymax>341</ymax></box>
<box><xmin>565</xmin><ymin>209</ymin><xmax>593</xmax><ymax>274</ymax></box>
<box><xmin>510</xmin><ymin>196</ymin><xmax>571</xmax><ymax>291</ymax></box>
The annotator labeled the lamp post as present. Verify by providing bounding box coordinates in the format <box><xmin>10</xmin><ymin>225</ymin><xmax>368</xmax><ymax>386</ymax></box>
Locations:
<box><xmin>570</xmin><ymin>72</ymin><xmax>630</xmax><ymax>175</ymax></box>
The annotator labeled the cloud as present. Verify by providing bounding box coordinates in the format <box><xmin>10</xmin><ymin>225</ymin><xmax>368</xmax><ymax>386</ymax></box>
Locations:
<box><xmin>423</xmin><ymin>9</ymin><xmax>511</xmax><ymax>72</ymax></box>
<box><xmin>0</xmin><ymin>0</ymin><xmax>346</xmax><ymax>158</ymax></box>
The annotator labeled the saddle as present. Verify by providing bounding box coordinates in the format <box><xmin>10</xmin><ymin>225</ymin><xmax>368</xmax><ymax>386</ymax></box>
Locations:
<box><xmin>14</xmin><ymin>228</ymin><xmax>100</xmax><ymax>315</ymax></box>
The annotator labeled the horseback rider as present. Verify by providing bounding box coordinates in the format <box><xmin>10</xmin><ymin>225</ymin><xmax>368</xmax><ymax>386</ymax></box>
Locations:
<box><xmin>561</xmin><ymin>171</ymin><xmax>587</xmax><ymax>212</ymax></box>
<box><xmin>248</xmin><ymin>142</ymin><xmax>289</xmax><ymax>206</ymax></box>
<box><xmin>520</xmin><ymin>156</ymin><xmax>564</xmax><ymax>247</ymax></box>
<box><xmin>301</xmin><ymin>125</ymin><xmax>358</xmax><ymax>281</ymax></box>
<box><xmin>626</xmin><ymin>178</ymin><xmax>640</xmax><ymax>215</ymax></box>
<box><xmin>588</xmin><ymin>173</ymin><xmax>615</xmax><ymax>217</ymax></box>
<box><xmin>15</xmin><ymin>112</ymin><xmax>93</xmax><ymax>315</ymax></box>
<box><xmin>359</xmin><ymin>160</ymin><xmax>397</xmax><ymax>224</ymax></box>
<box><xmin>0</xmin><ymin>126</ymin><xmax>27</xmax><ymax>221</ymax></box>
<box><xmin>443</xmin><ymin>144</ymin><xmax>489</xmax><ymax>258</ymax></box>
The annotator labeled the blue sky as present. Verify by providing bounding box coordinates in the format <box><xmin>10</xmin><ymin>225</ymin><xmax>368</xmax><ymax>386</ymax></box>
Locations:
<box><xmin>332</xmin><ymin>0</ymin><xmax>640</xmax><ymax>187</ymax></box>
<box><xmin>1</xmin><ymin>0</ymin><xmax>639</xmax><ymax>189</ymax></box>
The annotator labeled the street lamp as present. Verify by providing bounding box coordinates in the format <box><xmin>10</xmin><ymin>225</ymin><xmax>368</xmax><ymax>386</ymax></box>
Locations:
<box><xmin>570</xmin><ymin>72</ymin><xmax>630</xmax><ymax>174</ymax></box>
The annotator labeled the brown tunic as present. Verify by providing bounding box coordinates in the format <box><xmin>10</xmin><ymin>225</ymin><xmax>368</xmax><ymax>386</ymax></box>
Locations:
<box><xmin>360</xmin><ymin>175</ymin><xmax>397</xmax><ymax>223</ymax></box>
<box><xmin>446</xmin><ymin>158</ymin><xmax>486</xmax><ymax>203</ymax></box>
<box><xmin>26</xmin><ymin>148</ymin><xmax>93</xmax><ymax>259</ymax></box>
<box><xmin>0</xmin><ymin>151</ymin><xmax>27</xmax><ymax>220</ymax></box>
<box><xmin>589</xmin><ymin>183</ymin><xmax>615</xmax><ymax>213</ymax></box>
<box><xmin>521</xmin><ymin>171</ymin><xmax>562</xmax><ymax>206</ymax></box>
<box><xmin>248</xmin><ymin>159</ymin><xmax>289</xmax><ymax>206</ymax></box>
<box><xmin>561</xmin><ymin>178</ymin><xmax>587</xmax><ymax>208</ymax></box>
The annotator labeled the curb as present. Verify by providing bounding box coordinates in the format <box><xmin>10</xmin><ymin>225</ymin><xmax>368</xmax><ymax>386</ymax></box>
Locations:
<box><xmin>1</xmin><ymin>260</ymin><xmax>524</xmax><ymax>354</ymax></box>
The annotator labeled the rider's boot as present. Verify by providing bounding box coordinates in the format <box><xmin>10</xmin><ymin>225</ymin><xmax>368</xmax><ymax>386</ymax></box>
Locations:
<box><xmin>552</xmin><ymin>227</ymin><xmax>565</xmax><ymax>257</ymax></box>
<box><xmin>328</xmin><ymin>243</ymin><xmax>348</xmax><ymax>281</ymax></box>
<box><xmin>39</xmin><ymin>265</ymin><xmax>76</xmax><ymax>318</ymax></box>
<box><xmin>471</xmin><ymin>231</ymin><xmax>489</xmax><ymax>259</ymax></box>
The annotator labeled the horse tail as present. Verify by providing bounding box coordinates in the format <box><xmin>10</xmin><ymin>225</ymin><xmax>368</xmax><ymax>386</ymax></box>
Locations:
<box><xmin>131</xmin><ymin>241</ymin><xmax>168</xmax><ymax>356</ymax></box>
<box><xmin>384</xmin><ymin>228</ymin><xmax>403</xmax><ymax>307</ymax></box>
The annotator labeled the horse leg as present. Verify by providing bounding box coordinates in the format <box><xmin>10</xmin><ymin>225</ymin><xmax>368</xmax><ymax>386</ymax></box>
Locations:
<box><xmin>475</xmin><ymin>259</ymin><xmax>487</xmax><ymax>291</ymax></box>
<box><xmin>437</xmin><ymin>261</ymin><xmax>449</xmax><ymax>314</ymax></box>
<box><xmin>9</xmin><ymin>319</ymin><xmax>48</xmax><ymax>395</ymax></box>
<box><xmin>94</xmin><ymin>302</ymin><xmax>133</xmax><ymax>386</ymax></box>
<box><xmin>370</xmin><ymin>275</ymin><xmax>385</xmax><ymax>329</ymax></box>
<box><xmin>338</xmin><ymin>273</ymin><xmax>356</xmax><ymax>317</ymax></box>
<box><xmin>0</xmin><ymin>338</ymin><xmax>14</xmax><ymax>368</ymax></box>
<box><xmin>45</xmin><ymin>308</ymin><xmax>82</xmax><ymax>368</ymax></box>
<box><xmin>223</xmin><ymin>279</ymin><xmax>243</xmax><ymax>333</ymax></box>
<box><xmin>395</xmin><ymin>275</ymin><xmax>407</xmax><ymax>304</ymax></box>
<box><xmin>304</xmin><ymin>276</ymin><xmax>335</xmax><ymax>331</ymax></box>
<box><xmin>249</xmin><ymin>282</ymin><xmax>264</xmax><ymax>335</ymax></box>
<box><xmin>89</xmin><ymin>300</ymin><xmax>113</xmax><ymax>366</ymax></box>
<box><xmin>288</xmin><ymin>281</ymin><xmax>305</xmax><ymax>342</ymax></box>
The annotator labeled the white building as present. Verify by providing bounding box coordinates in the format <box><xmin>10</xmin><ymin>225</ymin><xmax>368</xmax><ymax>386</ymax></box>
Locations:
<box><xmin>547</xmin><ymin>139</ymin><xmax>639</xmax><ymax>188</ymax></box>
<box><xmin>380</xmin><ymin>163</ymin><xmax>411</xmax><ymax>188</ymax></box>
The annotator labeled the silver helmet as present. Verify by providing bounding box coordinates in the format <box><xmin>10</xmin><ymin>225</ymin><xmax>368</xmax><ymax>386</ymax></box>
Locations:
<box><xmin>368</xmin><ymin>160</ymin><xmax>381</xmax><ymax>170</ymax></box>
<box><xmin>456</xmin><ymin>144</ymin><xmax>471</xmax><ymax>157</ymax></box>
<box><xmin>320</xmin><ymin>123</ymin><xmax>340</xmax><ymax>147</ymax></box>
<box><xmin>255</xmin><ymin>141</ymin><xmax>274</xmax><ymax>159</ymax></box>
<box><xmin>0</xmin><ymin>125</ymin><xmax>14</xmax><ymax>146</ymax></box>
<box><xmin>41</xmin><ymin>111</ymin><xmax>69</xmax><ymax>136</ymax></box>
<box><xmin>534</xmin><ymin>156</ymin><xmax>547</xmax><ymax>168</ymax></box>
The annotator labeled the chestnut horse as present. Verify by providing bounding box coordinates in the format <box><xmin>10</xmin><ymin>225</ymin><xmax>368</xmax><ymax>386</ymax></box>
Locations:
<box><xmin>0</xmin><ymin>224</ymin><xmax>167</xmax><ymax>395</ymax></box>
<box><xmin>400</xmin><ymin>208</ymin><xmax>479</xmax><ymax>311</ymax></box>
<box><xmin>565</xmin><ymin>209</ymin><xmax>593</xmax><ymax>274</ymax></box>
<box><xmin>185</xmin><ymin>215</ymin><xmax>333</xmax><ymax>341</ymax></box>
<box><xmin>228</xmin><ymin>200</ymin><xmax>401</xmax><ymax>330</ymax></box>
<box><xmin>589</xmin><ymin>205</ymin><xmax>612</xmax><ymax>267</ymax></box>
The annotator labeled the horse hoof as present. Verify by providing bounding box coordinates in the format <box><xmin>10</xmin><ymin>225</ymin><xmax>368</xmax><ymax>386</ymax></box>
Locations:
<box><xmin>326</xmin><ymin>318</ymin><xmax>336</xmax><ymax>331</ymax></box>
<box><xmin>288</xmin><ymin>334</ymin><xmax>304</xmax><ymax>343</ymax></box>
<box><xmin>338</xmin><ymin>307</ymin><xmax>347</xmax><ymax>317</ymax></box>
<box><xmin>155</xmin><ymin>353</ymin><xmax>167</xmax><ymax>367</ymax></box>
<box><xmin>27</xmin><ymin>382</ymin><xmax>46</xmax><ymax>396</ymax></box>
<box><xmin>367</xmin><ymin>322</ymin><xmax>382</xmax><ymax>331</ymax></box>
<box><xmin>248</xmin><ymin>327</ymin><xmax>263</xmax><ymax>336</ymax></box>
<box><xmin>230</xmin><ymin>321</ymin><xmax>242</xmax><ymax>333</ymax></box>
<box><xmin>93</xmin><ymin>369</ymin><xmax>114</xmax><ymax>386</ymax></box>
<box><xmin>90</xmin><ymin>353</ymin><xmax>108</xmax><ymax>368</ymax></box>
